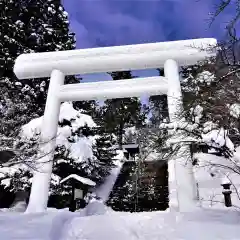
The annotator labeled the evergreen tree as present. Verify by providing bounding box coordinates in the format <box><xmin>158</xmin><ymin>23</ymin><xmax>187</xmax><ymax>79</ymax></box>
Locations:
<box><xmin>147</xmin><ymin>68</ymin><xmax>169</xmax><ymax>156</ymax></box>
<box><xmin>102</xmin><ymin>71</ymin><xmax>147</xmax><ymax>147</ymax></box>
<box><xmin>148</xmin><ymin>68</ymin><xmax>169</xmax><ymax>127</ymax></box>
<box><xmin>148</xmin><ymin>94</ymin><xmax>168</xmax><ymax>127</ymax></box>
<box><xmin>0</xmin><ymin>0</ymin><xmax>77</xmax><ymax>141</ymax></box>
<box><xmin>92</xmin><ymin>129</ymin><xmax>116</xmax><ymax>180</ymax></box>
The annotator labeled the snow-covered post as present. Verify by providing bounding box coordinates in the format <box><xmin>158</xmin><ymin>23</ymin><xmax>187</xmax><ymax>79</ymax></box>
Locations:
<box><xmin>26</xmin><ymin>70</ymin><xmax>65</xmax><ymax>213</ymax></box>
<box><xmin>164</xmin><ymin>59</ymin><xmax>197</xmax><ymax>212</ymax></box>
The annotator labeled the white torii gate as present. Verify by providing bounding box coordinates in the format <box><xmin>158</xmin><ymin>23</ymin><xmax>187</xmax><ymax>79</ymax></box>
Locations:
<box><xmin>14</xmin><ymin>38</ymin><xmax>217</xmax><ymax>213</ymax></box>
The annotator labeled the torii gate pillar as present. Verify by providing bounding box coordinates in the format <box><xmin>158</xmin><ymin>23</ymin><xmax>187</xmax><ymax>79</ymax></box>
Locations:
<box><xmin>165</xmin><ymin>59</ymin><xmax>197</xmax><ymax>211</ymax></box>
<box><xmin>25</xmin><ymin>70</ymin><xmax>65</xmax><ymax>213</ymax></box>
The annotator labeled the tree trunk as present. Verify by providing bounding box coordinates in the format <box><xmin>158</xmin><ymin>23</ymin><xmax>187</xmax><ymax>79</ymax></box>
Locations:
<box><xmin>118</xmin><ymin>121</ymin><xmax>124</xmax><ymax>149</ymax></box>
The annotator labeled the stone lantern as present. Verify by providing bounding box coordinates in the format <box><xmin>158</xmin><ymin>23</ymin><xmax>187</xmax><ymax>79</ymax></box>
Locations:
<box><xmin>221</xmin><ymin>182</ymin><xmax>232</xmax><ymax>207</ymax></box>
<box><xmin>221</xmin><ymin>177</ymin><xmax>232</xmax><ymax>207</ymax></box>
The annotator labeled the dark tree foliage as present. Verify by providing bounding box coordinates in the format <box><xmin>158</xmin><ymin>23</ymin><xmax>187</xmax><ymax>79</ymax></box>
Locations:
<box><xmin>102</xmin><ymin>71</ymin><xmax>147</xmax><ymax>146</ymax></box>
<box><xmin>0</xmin><ymin>0</ymin><xmax>77</xmax><ymax>139</ymax></box>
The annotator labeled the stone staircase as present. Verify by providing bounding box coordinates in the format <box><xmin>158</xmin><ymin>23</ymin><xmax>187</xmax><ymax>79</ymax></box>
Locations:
<box><xmin>106</xmin><ymin>160</ymin><xmax>169</xmax><ymax>212</ymax></box>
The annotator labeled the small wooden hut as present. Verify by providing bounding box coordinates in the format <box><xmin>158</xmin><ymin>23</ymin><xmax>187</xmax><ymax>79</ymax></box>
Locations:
<box><xmin>60</xmin><ymin>174</ymin><xmax>96</xmax><ymax>211</ymax></box>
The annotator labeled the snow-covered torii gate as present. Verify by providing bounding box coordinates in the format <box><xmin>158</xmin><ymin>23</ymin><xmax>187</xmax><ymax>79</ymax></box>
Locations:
<box><xmin>14</xmin><ymin>38</ymin><xmax>217</xmax><ymax>213</ymax></box>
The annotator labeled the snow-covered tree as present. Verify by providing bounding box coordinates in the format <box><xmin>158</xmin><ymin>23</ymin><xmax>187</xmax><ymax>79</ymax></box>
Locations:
<box><xmin>0</xmin><ymin>0</ymin><xmax>77</xmax><ymax>142</ymax></box>
<box><xmin>179</xmin><ymin>46</ymin><xmax>240</xmax><ymax>147</ymax></box>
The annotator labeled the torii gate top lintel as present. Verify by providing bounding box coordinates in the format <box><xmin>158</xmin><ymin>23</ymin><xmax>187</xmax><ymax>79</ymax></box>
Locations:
<box><xmin>14</xmin><ymin>38</ymin><xmax>217</xmax><ymax>79</ymax></box>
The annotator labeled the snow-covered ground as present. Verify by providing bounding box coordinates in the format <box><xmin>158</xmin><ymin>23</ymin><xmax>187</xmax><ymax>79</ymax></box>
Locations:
<box><xmin>63</xmin><ymin>208</ymin><xmax>240</xmax><ymax>240</ymax></box>
<box><xmin>0</xmin><ymin>205</ymin><xmax>239</xmax><ymax>240</ymax></box>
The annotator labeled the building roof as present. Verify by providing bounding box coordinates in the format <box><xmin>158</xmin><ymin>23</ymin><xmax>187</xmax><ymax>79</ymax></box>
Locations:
<box><xmin>60</xmin><ymin>174</ymin><xmax>96</xmax><ymax>186</ymax></box>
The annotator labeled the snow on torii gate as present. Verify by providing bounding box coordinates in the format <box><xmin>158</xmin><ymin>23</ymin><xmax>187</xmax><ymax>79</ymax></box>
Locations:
<box><xmin>14</xmin><ymin>38</ymin><xmax>217</xmax><ymax>213</ymax></box>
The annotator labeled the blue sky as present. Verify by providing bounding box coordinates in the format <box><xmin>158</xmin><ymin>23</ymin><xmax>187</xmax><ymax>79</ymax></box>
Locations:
<box><xmin>62</xmin><ymin>0</ymin><xmax>235</xmax><ymax>84</ymax></box>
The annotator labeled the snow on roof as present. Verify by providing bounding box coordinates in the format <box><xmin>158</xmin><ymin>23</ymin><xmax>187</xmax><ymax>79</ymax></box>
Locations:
<box><xmin>60</xmin><ymin>174</ymin><xmax>96</xmax><ymax>186</ymax></box>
